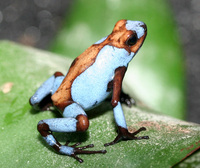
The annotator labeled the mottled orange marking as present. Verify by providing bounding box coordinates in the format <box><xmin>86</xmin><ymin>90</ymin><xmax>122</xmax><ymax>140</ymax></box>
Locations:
<box><xmin>51</xmin><ymin>45</ymin><xmax>103</xmax><ymax>110</ymax></box>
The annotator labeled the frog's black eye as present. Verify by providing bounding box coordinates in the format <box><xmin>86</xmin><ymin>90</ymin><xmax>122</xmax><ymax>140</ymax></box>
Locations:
<box><xmin>126</xmin><ymin>34</ymin><xmax>138</xmax><ymax>46</ymax></box>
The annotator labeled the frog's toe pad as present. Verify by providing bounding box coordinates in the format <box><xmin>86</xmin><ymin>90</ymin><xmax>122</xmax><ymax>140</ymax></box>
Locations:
<box><xmin>64</xmin><ymin>142</ymin><xmax>107</xmax><ymax>163</ymax></box>
<box><xmin>120</xmin><ymin>92</ymin><xmax>136</xmax><ymax>107</ymax></box>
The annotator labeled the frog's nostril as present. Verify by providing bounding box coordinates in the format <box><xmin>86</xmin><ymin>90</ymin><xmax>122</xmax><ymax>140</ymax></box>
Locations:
<box><xmin>141</xmin><ymin>24</ymin><xmax>147</xmax><ymax>32</ymax></box>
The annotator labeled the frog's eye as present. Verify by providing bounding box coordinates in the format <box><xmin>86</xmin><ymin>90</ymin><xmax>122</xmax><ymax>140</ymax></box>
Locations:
<box><xmin>126</xmin><ymin>34</ymin><xmax>138</xmax><ymax>46</ymax></box>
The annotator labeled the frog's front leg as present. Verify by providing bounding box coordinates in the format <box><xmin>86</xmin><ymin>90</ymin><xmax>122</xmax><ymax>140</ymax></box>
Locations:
<box><xmin>37</xmin><ymin>103</ymin><xmax>106</xmax><ymax>163</ymax></box>
<box><xmin>104</xmin><ymin>66</ymin><xmax>149</xmax><ymax>147</ymax></box>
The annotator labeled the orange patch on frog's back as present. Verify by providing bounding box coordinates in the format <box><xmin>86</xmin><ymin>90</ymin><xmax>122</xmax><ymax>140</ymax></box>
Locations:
<box><xmin>51</xmin><ymin>44</ymin><xmax>104</xmax><ymax>111</ymax></box>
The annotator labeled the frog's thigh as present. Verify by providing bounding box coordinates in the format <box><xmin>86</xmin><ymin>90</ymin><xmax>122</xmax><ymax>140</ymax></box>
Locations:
<box><xmin>30</xmin><ymin>75</ymin><xmax>55</xmax><ymax>106</ymax></box>
<box><xmin>39</xmin><ymin>103</ymin><xmax>89</xmax><ymax>133</ymax></box>
<box><xmin>30</xmin><ymin>72</ymin><xmax>64</xmax><ymax>106</ymax></box>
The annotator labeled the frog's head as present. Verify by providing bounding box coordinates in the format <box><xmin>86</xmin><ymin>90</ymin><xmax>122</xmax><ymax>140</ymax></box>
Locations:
<box><xmin>109</xmin><ymin>19</ymin><xmax>147</xmax><ymax>54</ymax></box>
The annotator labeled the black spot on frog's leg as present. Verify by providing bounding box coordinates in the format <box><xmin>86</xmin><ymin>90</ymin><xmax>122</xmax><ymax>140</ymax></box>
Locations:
<box><xmin>92</xmin><ymin>101</ymin><xmax>98</xmax><ymax>107</ymax></box>
<box><xmin>106</xmin><ymin>80</ymin><xmax>113</xmax><ymax>92</ymax></box>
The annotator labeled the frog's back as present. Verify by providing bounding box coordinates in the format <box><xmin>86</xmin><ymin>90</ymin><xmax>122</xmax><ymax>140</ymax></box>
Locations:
<box><xmin>51</xmin><ymin>44</ymin><xmax>104</xmax><ymax>110</ymax></box>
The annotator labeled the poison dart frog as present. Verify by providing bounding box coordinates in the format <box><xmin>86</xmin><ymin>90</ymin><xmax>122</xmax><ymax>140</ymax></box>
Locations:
<box><xmin>30</xmin><ymin>19</ymin><xmax>148</xmax><ymax>163</ymax></box>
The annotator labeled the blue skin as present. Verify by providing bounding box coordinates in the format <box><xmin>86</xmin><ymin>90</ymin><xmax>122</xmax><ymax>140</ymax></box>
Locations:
<box><xmin>30</xmin><ymin>20</ymin><xmax>148</xmax><ymax>163</ymax></box>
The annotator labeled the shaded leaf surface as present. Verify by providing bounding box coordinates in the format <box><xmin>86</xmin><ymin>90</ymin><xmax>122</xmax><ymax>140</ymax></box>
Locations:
<box><xmin>0</xmin><ymin>41</ymin><xmax>199</xmax><ymax>167</ymax></box>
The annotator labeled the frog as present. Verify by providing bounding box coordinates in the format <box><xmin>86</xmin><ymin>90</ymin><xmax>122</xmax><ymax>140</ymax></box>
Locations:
<box><xmin>29</xmin><ymin>19</ymin><xmax>148</xmax><ymax>163</ymax></box>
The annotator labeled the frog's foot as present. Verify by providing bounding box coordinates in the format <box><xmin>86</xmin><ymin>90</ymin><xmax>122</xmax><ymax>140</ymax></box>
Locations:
<box><xmin>63</xmin><ymin>142</ymin><xmax>107</xmax><ymax>163</ymax></box>
<box><xmin>120</xmin><ymin>91</ymin><xmax>136</xmax><ymax>107</ymax></box>
<box><xmin>104</xmin><ymin>127</ymin><xmax>149</xmax><ymax>147</ymax></box>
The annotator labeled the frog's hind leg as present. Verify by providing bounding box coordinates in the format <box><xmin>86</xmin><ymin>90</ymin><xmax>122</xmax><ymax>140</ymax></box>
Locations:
<box><xmin>29</xmin><ymin>72</ymin><xmax>64</xmax><ymax>111</ymax></box>
<box><xmin>37</xmin><ymin>103</ymin><xmax>106</xmax><ymax>163</ymax></box>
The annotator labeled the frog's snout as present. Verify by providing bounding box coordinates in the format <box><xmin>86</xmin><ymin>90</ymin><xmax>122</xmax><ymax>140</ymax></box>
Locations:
<box><xmin>140</xmin><ymin>23</ymin><xmax>147</xmax><ymax>33</ymax></box>
<box><xmin>125</xmin><ymin>20</ymin><xmax>147</xmax><ymax>39</ymax></box>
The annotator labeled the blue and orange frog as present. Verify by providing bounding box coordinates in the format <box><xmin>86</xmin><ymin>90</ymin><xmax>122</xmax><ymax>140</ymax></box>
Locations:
<box><xmin>30</xmin><ymin>19</ymin><xmax>149</xmax><ymax>163</ymax></box>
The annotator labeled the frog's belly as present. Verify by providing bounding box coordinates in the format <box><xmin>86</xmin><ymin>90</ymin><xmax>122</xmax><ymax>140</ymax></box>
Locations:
<box><xmin>71</xmin><ymin>67</ymin><xmax>114</xmax><ymax>110</ymax></box>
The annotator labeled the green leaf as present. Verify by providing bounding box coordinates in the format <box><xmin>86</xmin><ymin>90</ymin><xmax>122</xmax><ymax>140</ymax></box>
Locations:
<box><xmin>0</xmin><ymin>41</ymin><xmax>199</xmax><ymax>167</ymax></box>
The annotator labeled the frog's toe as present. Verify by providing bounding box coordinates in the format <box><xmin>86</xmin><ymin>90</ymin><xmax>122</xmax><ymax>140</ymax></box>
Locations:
<box><xmin>74</xmin><ymin>145</ymin><xmax>107</xmax><ymax>155</ymax></box>
<box><xmin>63</xmin><ymin>142</ymin><xmax>106</xmax><ymax>163</ymax></box>
<box><xmin>120</xmin><ymin>92</ymin><xmax>136</xmax><ymax>107</ymax></box>
<box><xmin>72</xmin><ymin>148</ymin><xmax>107</xmax><ymax>163</ymax></box>
<box><xmin>71</xmin><ymin>143</ymin><xmax>107</xmax><ymax>163</ymax></box>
